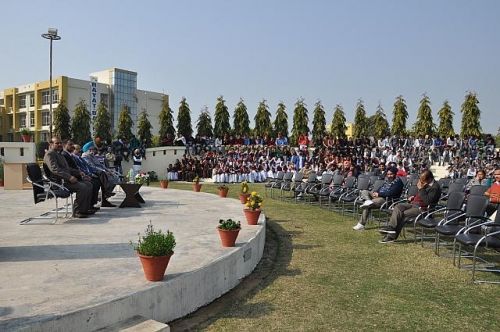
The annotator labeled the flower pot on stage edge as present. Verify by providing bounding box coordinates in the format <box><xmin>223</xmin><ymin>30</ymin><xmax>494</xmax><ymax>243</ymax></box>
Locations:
<box><xmin>192</xmin><ymin>176</ymin><xmax>202</xmax><ymax>192</ymax></box>
<box><xmin>244</xmin><ymin>209</ymin><xmax>261</xmax><ymax>225</ymax></box>
<box><xmin>239</xmin><ymin>193</ymin><xmax>250</xmax><ymax>204</ymax></box>
<box><xmin>138</xmin><ymin>254</ymin><xmax>173</xmax><ymax>281</ymax></box>
<box><xmin>131</xmin><ymin>222</ymin><xmax>176</xmax><ymax>282</ymax></box>
<box><xmin>244</xmin><ymin>191</ymin><xmax>264</xmax><ymax>225</ymax></box>
<box><xmin>218</xmin><ymin>185</ymin><xmax>229</xmax><ymax>198</ymax></box>
<box><xmin>217</xmin><ymin>219</ymin><xmax>241</xmax><ymax>247</ymax></box>
<box><xmin>160</xmin><ymin>180</ymin><xmax>169</xmax><ymax>189</ymax></box>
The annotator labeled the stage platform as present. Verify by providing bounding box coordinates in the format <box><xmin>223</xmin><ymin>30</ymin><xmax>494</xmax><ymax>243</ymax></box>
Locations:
<box><xmin>0</xmin><ymin>186</ymin><xmax>266</xmax><ymax>331</ymax></box>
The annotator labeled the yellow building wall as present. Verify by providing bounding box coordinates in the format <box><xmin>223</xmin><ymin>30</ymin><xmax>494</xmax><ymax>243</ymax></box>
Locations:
<box><xmin>0</xmin><ymin>77</ymin><xmax>65</xmax><ymax>142</ymax></box>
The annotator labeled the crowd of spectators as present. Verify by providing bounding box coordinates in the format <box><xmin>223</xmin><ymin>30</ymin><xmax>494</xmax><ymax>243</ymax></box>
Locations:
<box><xmin>164</xmin><ymin>133</ymin><xmax>499</xmax><ymax>183</ymax></box>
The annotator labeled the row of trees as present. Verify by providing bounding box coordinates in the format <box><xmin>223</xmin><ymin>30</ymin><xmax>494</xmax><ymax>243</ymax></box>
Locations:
<box><xmin>172</xmin><ymin>92</ymin><xmax>483</xmax><ymax>144</ymax></box>
<box><xmin>52</xmin><ymin>92</ymin><xmax>483</xmax><ymax>147</ymax></box>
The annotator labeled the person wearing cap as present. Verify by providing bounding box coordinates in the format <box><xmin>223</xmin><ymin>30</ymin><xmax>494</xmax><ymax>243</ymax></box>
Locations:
<box><xmin>353</xmin><ymin>167</ymin><xmax>404</xmax><ymax>231</ymax></box>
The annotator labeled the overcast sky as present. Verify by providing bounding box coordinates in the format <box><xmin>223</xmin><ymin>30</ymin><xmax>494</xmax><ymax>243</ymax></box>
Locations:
<box><xmin>1</xmin><ymin>0</ymin><xmax>499</xmax><ymax>133</ymax></box>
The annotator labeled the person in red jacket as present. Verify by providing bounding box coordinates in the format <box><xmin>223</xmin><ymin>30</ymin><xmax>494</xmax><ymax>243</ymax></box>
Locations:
<box><xmin>485</xmin><ymin>168</ymin><xmax>500</xmax><ymax>215</ymax></box>
<box><xmin>297</xmin><ymin>133</ymin><xmax>310</xmax><ymax>151</ymax></box>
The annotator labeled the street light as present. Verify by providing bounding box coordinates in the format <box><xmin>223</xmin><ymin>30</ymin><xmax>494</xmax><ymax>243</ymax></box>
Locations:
<box><xmin>41</xmin><ymin>28</ymin><xmax>61</xmax><ymax>139</ymax></box>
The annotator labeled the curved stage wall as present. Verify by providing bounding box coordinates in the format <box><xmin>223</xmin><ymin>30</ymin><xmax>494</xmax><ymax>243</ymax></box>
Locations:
<box><xmin>0</xmin><ymin>187</ymin><xmax>265</xmax><ymax>332</ymax></box>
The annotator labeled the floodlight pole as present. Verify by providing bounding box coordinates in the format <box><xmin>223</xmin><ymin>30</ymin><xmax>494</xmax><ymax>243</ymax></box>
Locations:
<box><xmin>41</xmin><ymin>28</ymin><xmax>61</xmax><ymax>139</ymax></box>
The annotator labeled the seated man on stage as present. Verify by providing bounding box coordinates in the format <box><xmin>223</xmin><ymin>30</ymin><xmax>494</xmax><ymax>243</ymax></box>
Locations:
<box><xmin>43</xmin><ymin>137</ymin><xmax>94</xmax><ymax>218</ymax></box>
<box><xmin>353</xmin><ymin>167</ymin><xmax>404</xmax><ymax>231</ymax></box>
<box><xmin>82</xmin><ymin>144</ymin><xmax>120</xmax><ymax>190</ymax></box>
<box><xmin>379</xmin><ymin>170</ymin><xmax>441</xmax><ymax>243</ymax></box>
<box><xmin>63</xmin><ymin>140</ymin><xmax>116</xmax><ymax>208</ymax></box>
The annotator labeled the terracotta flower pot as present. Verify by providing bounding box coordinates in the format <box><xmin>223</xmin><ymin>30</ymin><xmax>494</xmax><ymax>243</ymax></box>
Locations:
<box><xmin>160</xmin><ymin>180</ymin><xmax>169</xmax><ymax>189</ymax></box>
<box><xmin>217</xmin><ymin>228</ymin><xmax>240</xmax><ymax>247</ymax></box>
<box><xmin>138</xmin><ymin>253</ymin><xmax>173</xmax><ymax>281</ymax></box>
<box><xmin>193</xmin><ymin>183</ymin><xmax>202</xmax><ymax>192</ymax></box>
<box><xmin>0</xmin><ymin>180</ymin><xmax>4</xmax><ymax>187</ymax></box>
<box><xmin>244</xmin><ymin>209</ymin><xmax>261</xmax><ymax>225</ymax></box>
<box><xmin>21</xmin><ymin>135</ymin><xmax>31</xmax><ymax>143</ymax></box>
<box><xmin>219</xmin><ymin>188</ymin><xmax>229</xmax><ymax>198</ymax></box>
<box><xmin>239</xmin><ymin>193</ymin><xmax>250</xmax><ymax>204</ymax></box>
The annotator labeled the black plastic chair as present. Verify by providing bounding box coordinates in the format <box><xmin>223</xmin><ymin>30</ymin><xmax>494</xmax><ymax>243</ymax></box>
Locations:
<box><xmin>469</xmin><ymin>185</ymin><xmax>489</xmax><ymax>196</ymax></box>
<box><xmin>434</xmin><ymin>195</ymin><xmax>489</xmax><ymax>256</ymax></box>
<box><xmin>22</xmin><ymin>163</ymin><xmax>73</xmax><ymax>224</ymax></box>
<box><xmin>415</xmin><ymin>191</ymin><xmax>466</xmax><ymax>246</ymax></box>
<box><xmin>453</xmin><ymin>206</ymin><xmax>500</xmax><ymax>283</ymax></box>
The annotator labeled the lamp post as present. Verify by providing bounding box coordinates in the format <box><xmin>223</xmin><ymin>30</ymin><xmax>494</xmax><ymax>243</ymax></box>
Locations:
<box><xmin>41</xmin><ymin>28</ymin><xmax>61</xmax><ymax>139</ymax></box>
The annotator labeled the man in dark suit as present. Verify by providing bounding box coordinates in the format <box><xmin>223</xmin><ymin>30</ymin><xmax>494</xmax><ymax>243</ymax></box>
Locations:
<box><xmin>43</xmin><ymin>137</ymin><xmax>94</xmax><ymax>218</ymax></box>
<box><xmin>62</xmin><ymin>139</ymin><xmax>116</xmax><ymax>208</ymax></box>
<box><xmin>379</xmin><ymin>170</ymin><xmax>441</xmax><ymax>243</ymax></box>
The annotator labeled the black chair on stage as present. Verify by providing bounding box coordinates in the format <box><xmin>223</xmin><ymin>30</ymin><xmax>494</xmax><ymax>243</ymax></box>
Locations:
<box><xmin>22</xmin><ymin>163</ymin><xmax>73</xmax><ymax>224</ymax></box>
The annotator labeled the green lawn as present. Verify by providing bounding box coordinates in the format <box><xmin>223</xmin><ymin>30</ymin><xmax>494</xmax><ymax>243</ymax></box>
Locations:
<box><xmin>163</xmin><ymin>182</ymin><xmax>500</xmax><ymax>331</ymax></box>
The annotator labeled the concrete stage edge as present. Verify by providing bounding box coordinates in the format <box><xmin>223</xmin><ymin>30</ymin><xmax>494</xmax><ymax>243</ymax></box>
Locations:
<box><xmin>0</xmin><ymin>187</ymin><xmax>266</xmax><ymax>332</ymax></box>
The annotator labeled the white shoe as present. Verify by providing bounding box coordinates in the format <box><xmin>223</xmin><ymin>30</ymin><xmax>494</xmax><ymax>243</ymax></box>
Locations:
<box><xmin>353</xmin><ymin>223</ymin><xmax>365</xmax><ymax>231</ymax></box>
<box><xmin>360</xmin><ymin>200</ymin><xmax>374</xmax><ymax>209</ymax></box>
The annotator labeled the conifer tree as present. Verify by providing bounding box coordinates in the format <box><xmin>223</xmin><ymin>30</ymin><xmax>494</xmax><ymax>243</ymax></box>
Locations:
<box><xmin>413</xmin><ymin>94</ymin><xmax>434</xmax><ymax>137</ymax></box>
<box><xmin>312</xmin><ymin>100</ymin><xmax>326</xmax><ymax>144</ymax></box>
<box><xmin>460</xmin><ymin>92</ymin><xmax>482</xmax><ymax>138</ymax></box>
<box><xmin>330</xmin><ymin>104</ymin><xmax>347</xmax><ymax>140</ymax></box>
<box><xmin>437</xmin><ymin>100</ymin><xmax>455</xmax><ymax>138</ymax></box>
<box><xmin>373</xmin><ymin>103</ymin><xmax>390</xmax><ymax>139</ymax></box>
<box><xmin>365</xmin><ymin>114</ymin><xmax>377</xmax><ymax>138</ymax></box>
<box><xmin>137</xmin><ymin>110</ymin><xmax>153</xmax><ymax>147</ymax></box>
<box><xmin>353</xmin><ymin>99</ymin><xmax>368</xmax><ymax>139</ymax></box>
<box><xmin>213</xmin><ymin>96</ymin><xmax>231</xmax><ymax>138</ymax></box>
<box><xmin>53</xmin><ymin>100</ymin><xmax>72</xmax><ymax>141</ymax></box>
<box><xmin>233</xmin><ymin>98</ymin><xmax>250</xmax><ymax>136</ymax></box>
<box><xmin>254</xmin><ymin>99</ymin><xmax>273</xmax><ymax>137</ymax></box>
<box><xmin>116</xmin><ymin>104</ymin><xmax>134</xmax><ymax>141</ymax></box>
<box><xmin>177</xmin><ymin>97</ymin><xmax>193</xmax><ymax>138</ymax></box>
<box><xmin>158</xmin><ymin>96</ymin><xmax>175</xmax><ymax>139</ymax></box>
<box><xmin>71</xmin><ymin>99</ymin><xmax>91</xmax><ymax>145</ymax></box>
<box><xmin>273</xmin><ymin>102</ymin><xmax>288</xmax><ymax>138</ymax></box>
<box><xmin>391</xmin><ymin>95</ymin><xmax>408</xmax><ymax>136</ymax></box>
<box><xmin>93</xmin><ymin>101</ymin><xmax>112</xmax><ymax>144</ymax></box>
<box><xmin>196</xmin><ymin>106</ymin><xmax>213</xmax><ymax>137</ymax></box>
<box><xmin>291</xmin><ymin>98</ymin><xmax>309</xmax><ymax>144</ymax></box>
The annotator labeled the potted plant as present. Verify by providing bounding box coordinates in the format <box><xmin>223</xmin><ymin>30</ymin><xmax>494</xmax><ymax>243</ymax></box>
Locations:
<box><xmin>244</xmin><ymin>191</ymin><xmax>263</xmax><ymax>225</ymax></box>
<box><xmin>218</xmin><ymin>184</ymin><xmax>229</xmax><ymax>198</ymax></box>
<box><xmin>159</xmin><ymin>179</ymin><xmax>169</xmax><ymax>189</ymax></box>
<box><xmin>131</xmin><ymin>222</ymin><xmax>176</xmax><ymax>281</ymax></box>
<box><xmin>193</xmin><ymin>176</ymin><xmax>202</xmax><ymax>192</ymax></box>
<box><xmin>217</xmin><ymin>218</ymin><xmax>241</xmax><ymax>247</ymax></box>
<box><xmin>20</xmin><ymin>128</ymin><xmax>31</xmax><ymax>142</ymax></box>
<box><xmin>239</xmin><ymin>181</ymin><xmax>250</xmax><ymax>204</ymax></box>
<box><xmin>135</xmin><ymin>172</ymin><xmax>150</xmax><ymax>186</ymax></box>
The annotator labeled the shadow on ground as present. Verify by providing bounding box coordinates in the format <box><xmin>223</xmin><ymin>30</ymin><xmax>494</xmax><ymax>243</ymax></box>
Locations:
<box><xmin>168</xmin><ymin>218</ymin><xmax>295</xmax><ymax>331</ymax></box>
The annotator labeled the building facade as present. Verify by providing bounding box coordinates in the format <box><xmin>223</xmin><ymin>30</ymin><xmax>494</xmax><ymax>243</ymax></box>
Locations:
<box><xmin>0</xmin><ymin>68</ymin><xmax>168</xmax><ymax>143</ymax></box>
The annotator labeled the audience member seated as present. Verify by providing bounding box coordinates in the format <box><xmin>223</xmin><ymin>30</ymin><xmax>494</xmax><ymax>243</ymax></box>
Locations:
<box><xmin>353</xmin><ymin>167</ymin><xmax>404</xmax><ymax>231</ymax></box>
<box><xmin>379</xmin><ymin>170</ymin><xmax>441</xmax><ymax>243</ymax></box>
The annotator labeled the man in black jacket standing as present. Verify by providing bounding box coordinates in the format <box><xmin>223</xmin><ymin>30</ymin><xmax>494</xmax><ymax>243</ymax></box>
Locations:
<box><xmin>379</xmin><ymin>170</ymin><xmax>441</xmax><ymax>243</ymax></box>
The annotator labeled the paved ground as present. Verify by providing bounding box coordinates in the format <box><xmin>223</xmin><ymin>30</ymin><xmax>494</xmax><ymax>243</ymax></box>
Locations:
<box><xmin>0</xmin><ymin>186</ymin><xmax>260</xmax><ymax>329</ymax></box>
